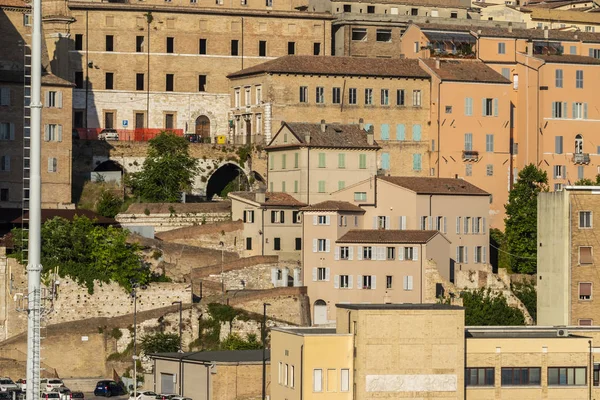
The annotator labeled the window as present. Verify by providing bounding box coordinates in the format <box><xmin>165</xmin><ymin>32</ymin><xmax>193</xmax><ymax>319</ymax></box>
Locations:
<box><xmin>397</xmin><ymin>89</ymin><xmax>405</xmax><ymax>106</ymax></box>
<box><xmin>74</xmin><ymin>71</ymin><xmax>84</xmax><ymax>89</ymax></box>
<box><xmin>295</xmin><ymin>238</ymin><xmax>302</xmax><ymax>250</ymax></box>
<box><xmin>299</xmin><ymin>86</ymin><xmax>308</xmax><ymax>103</ymax></box>
<box><xmin>75</xmin><ymin>34</ymin><xmax>83</xmax><ymax>50</ymax></box>
<box><xmin>498</xmin><ymin>42</ymin><xmax>506</xmax><ymax>54</ymax></box>
<box><xmin>351</xmin><ymin>28</ymin><xmax>367</xmax><ymax>41</ymax></box>
<box><xmin>555</xmin><ymin>69</ymin><xmax>563</xmax><ymax>88</ymax></box>
<box><xmin>105</xmin><ymin>35</ymin><xmax>114</xmax><ymax>52</ymax></box>
<box><xmin>332</xmin><ymin>87</ymin><xmax>341</xmax><ymax>104</ymax></box>
<box><xmin>316</xmin><ymin>239</ymin><xmax>328</xmax><ymax>252</ymax></box>
<box><xmin>381</xmin><ymin>89</ymin><xmax>389</xmax><ymax>105</ymax></box>
<box><xmin>274</xmin><ymin>238</ymin><xmax>281</xmax><ymax>251</ymax></box>
<box><xmin>0</xmin><ymin>88</ymin><xmax>10</xmax><ymax>106</ymax></box>
<box><xmin>287</xmin><ymin>42</ymin><xmax>296</xmax><ymax>55</ymax></box>
<box><xmin>231</xmin><ymin>40</ymin><xmax>239</xmax><ymax>56</ymax></box>
<box><xmin>317</xmin><ymin>215</ymin><xmax>328</xmax><ymax>225</ymax></box>
<box><xmin>271</xmin><ymin>210</ymin><xmax>285</xmax><ymax>224</ymax></box>
<box><xmin>294</xmin><ymin>181</ymin><xmax>298</xmax><ymax>193</ymax></box>
<box><xmin>315</xmin><ymin>87</ymin><xmax>324</xmax><ymax>104</ymax></box>
<box><xmin>501</xmin><ymin>68</ymin><xmax>510</xmax><ymax>79</ymax></box>
<box><xmin>243</xmin><ymin>210</ymin><xmax>255</xmax><ymax>223</ymax></box>
<box><xmin>386</xmin><ymin>275</ymin><xmax>393</xmax><ymax>289</ymax></box>
<box><xmin>336</xmin><ymin>153</ymin><xmax>346</xmax><ymax>169</ymax></box>
<box><xmin>381</xmin><ymin>152</ymin><xmax>390</xmax><ymax>169</ymax></box>
<box><xmin>554</xmin><ymin>165</ymin><xmax>565</xmax><ymax>179</ymax></box>
<box><xmin>402</xmin><ymin>275</ymin><xmax>413</xmax><ymax>290</ymax></box>
<box><xmin>412</xmin><ymin>124</ymin><xmax>421</xmax><ymax>141</ymax></box>
<box><xmin>411</xmin><ymin>7</ymin><xmax>418</xmax><ymax>15</ymax></box>
<box><xmin>580</xmin><ymin>211</ymin><xmax>592</xmax><ymax>228</ymax></box>
<box><xmin>316</xmin><ymin>267</ymin><xmax>327</xmax><ymax>281</ymax></box>
<box><xmin>386</xmin><ymin>247</ymin><xmax>395</xmax><ymax>260</ymax></box>
<box><xmin>466</xmin><ymin>368</ymin><xmax>494</xmax><ymax>386</ymax></box>
<box><xmin>349</xmin><ymin>88</ymin><xmax>357</xmax><ymax>105</ymax></box>
<box><xmin>474</xmin><ymin>246</ymin><xmax>484</xmax><ymax>263</ymax></box>
<box><xmin>136</xmin><ymin>36</ymin><xmax>144</xmax><ymax>52</ymax></box>
<box><xmin>457</xmin><ymin>246</ymin><xmax>466</xmax><ymax>263</ymax></box>
<box><xmin>548</xmin><ymin>367</ymin><xmax>587</xmax><ymax>385</ymax></box>
<box><xmin>257</xmin><ymin>40</ymin><xmax>267</xmax><ymax>57</ymax></box>
<box><xmin>359</xmin><ymin>154</ymin><xmax>367</xmax><ymax>169</ymax></box>
<box><xmin>483</xmin><ymin>98</ymin><xmax>497</xmax><ymax>116</ymax></box>
<box><xmin>486</xmin><ymin>134</ymin><xmax>494</xmax><ymax>152</ymax></box>
<box><xmin>340</xmin><ymin>275</ymin><xmax>350</xmax><ymax>288</ymax></box>
<box><xmin>580</xmin><ymin>282</ymin><xmax>592</xmax><ymax>300</ymax></box>
<box><xmin>580</xmin><ymin>246</ymin><xmax>593</xmax><ymax>265</ymax></box>
<box><xmin>199</xmin><ymin>38</ymin><xmax>207</xmax><ymax>54</ymax></box>
<box><xmin>354</xmin><ymin>192</ymin><xmax>366</xmax><ymax>201</ymax></box>
<box><xmin>376</xmin><ymin>29</ymin><xmax>392</xmax><ymax>42</ymax></box>
<box><xmin>465</xmin><ymin>97</ymin><xmax>473</xmax><ymax>116</ymax></box>
<box><xmin>266</xmin><ymin>0</ymin><xmax>272</xmax><ymax>6</ymax></box>
<box><xmin>412</xmin><ymin>90</ymin><xmax>422</xmax><ymax>107</ymax></box>
<box><xmin>412</xmin><ymin>153</ymin><xmax>422</xmax><ymax>171</ymax></box>
<box><xmin>465</xmin><ymin>164</ymin><xmax>472</xmax><ymax>176</ymax></box>
<box><xmin>363</xmin><ymin>247</ymin><xmax>373</xmax><ymax>260</ymax></box>
<box><xmin>362</xmin><ymin>275</ymin><xmax>373</xmax><ymax>289</ymax></box>
<box><xmin>165</xmin><ymin>74</ymin><xmax>174</xmax><ymax>91</ymax></box>
<box><xmin>338</xmin><ymin>181</ymin><xmax>345</xmax><ymax>190</ymax></box>
<box><xmin>0</xmin><ymin>189</ymin><xmax>7</xmax><ymax>201</ymax></box>
<box><xmin>576</xmin><ymin>70</ymin><xmax>584</xmax><ymax>88</ymax></box>
<box><xmin>573</xmin><ymin>102</ymin><xmax>588</xmax><ymax>119</ymax></box>
<box><xmin>47</xmin><ymin>157</ymin><xmax>58</xmax><ymax>173</ymax></box>
<box><xmin>313</xmin><ymin>369</ymin><xmax>322</xmax><ymax>392</ymax></box>
<box><xmin>364</xmin><ymin>88</ymin><xmax>373</xmax><ymax>105</ymax></box>
<box><xmin>404</xmin><ymin>247</ymin><xmax>417</xmax><ymax>260</ymax></box>
<box><xmin>341</xmin><ymin>369</ymin><xmax>350</xmax><ymax>392</ymax></box>
<box><xmin>581</xmin><ymin>319</ymin><xmax>593</xmax><ymax>326</ymax></box>
<box><xmin>367</xmin><ymin>5</ymin><xmax>375</xmax><ymax>12</ymax></box>
<box><xmin>165</xmin><ymin>114</ymin><xmax>174</xmax><ymax>129</ymax></box>
<box><xmin>555</xmin><ymin>136</ymin><xmax>563</xmax><ymax>154</ymax></box>
<box><xmin>501</xmin><ymin>368</ymin><xmax>541</xmax><ymax>386</ymax></box>
<box><xmin>377</xmin><ymin>216</ymin><xmax>387</xmax><ymax>229</ymax></box>
<box><xmin>0</xmin><ymin>156</ymin><xmax>10</xmax><ymax>172</ymax></box>
<box><xmin>198</xmin><ymin>75</ymin><xmax>207</xmax><ymax>92</ymax></box>
<box><xmin>340</xmin><ymin>246</ymin><xmax>350</xmax><ymax>260</ymax></box>
<box><xmin>104</xmin><ymin>73</ymin><xmax>114</xmax><ymax>90</ymax></box>
<box><xmin>234</xmin><ymin>89</ymin><xmax>241</xmax><ymax>107</ymax></box>
<box><xmin>313</xmin><ymin>42</ymin><xmax>321</xmax><ymax>55</ymax></box>
<box><xmin>318</xmin><ymin>152</ymin><xmax>326</xmax><ymax>168</ymax></box>
<box><xmin>290</xmin><ymin>365</ymin><xmax>295</xmax><ymax>388</ymax></box>
<box><xmin>486</xmin><ymin>164</ymin><xmax>494</xmax><ymax>176</ymax></box>
<box><xmin>292</xmin><ymin>211</ymin><xmax>301</xmax><ymax>224</ymax></box>
<box><xmin>136</xmin><ymin>73</ymin><xmax>144</xmax><ymax>91</ymax></box>
<box><xmin>552</xmin><ymin>102</ymin><xmax>567</xmax><ymax>118</ymax></box>
<box><xmin>445</xmin><ymin>106</ymin><xmax>452</xmax><ymax>114</ymax></box>
<box><xmin>43</xmin><ymin>124</ymin><xmax>62</xmax><ymax>142</ymax></box>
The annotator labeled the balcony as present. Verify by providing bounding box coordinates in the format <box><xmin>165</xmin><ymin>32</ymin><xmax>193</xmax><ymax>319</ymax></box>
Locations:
<box><xmin>573</xmin><ymin>153</ymin><xmax>591</xmax><ymax>165</ymax></box>
<box><xmin>462</xmin><ymin>150</ymin><xmax>479</xmax><ymax>162</ymax></box>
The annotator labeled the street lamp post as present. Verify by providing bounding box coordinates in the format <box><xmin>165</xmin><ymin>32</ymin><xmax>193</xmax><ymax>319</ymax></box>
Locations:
<box><xmin>219</xmin><ymin>241</ymin><xmax>225</xmax><ymax>300</ymax></box>
<box><xmin>131</xmin><ymin>283</ymin><xmax>139</xmax><ymax>400</ymax></box>
<box><xmin>172</xmin><ymin>301</ymin><xmax>183</xmax><ymax>352</ymax></box>
<box><xmin>262</xmin><ymin>303</ymin><xmax>270</xmax><ymax>400</ymax></box>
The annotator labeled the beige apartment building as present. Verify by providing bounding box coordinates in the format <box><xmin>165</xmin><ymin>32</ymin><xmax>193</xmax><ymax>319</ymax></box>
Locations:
<box><xmin>0</xmin><ymin>0</ymin><xmax>74</xmax><ymax>209</ymax></box>
<box><xmin>331</xmin><ymin>176</ymin><xmax>491</xmax><ymax>272</ymax></box>
<box><xmin>229</xmin><ymin>191</ymin><xmax>306</xmax><ymax>262</ymax></box>
<box><xmin>266</xmin><ymin>121</ymin><xmax>379</xmax><ymax>204</ymax></box>
<box><xmin>538</xmin><ymin>186</ymin><xmax>600</xmax><ymax>326</ymax></box>
<box><xmin>272</xmin><ymin>303</ymin><xmax>600</xmax><ymax>400</ymax></box>
<box><xmin>227</xmin><ymin>56</ymin><xmax>432</xmax><ymax>160</ymax></box>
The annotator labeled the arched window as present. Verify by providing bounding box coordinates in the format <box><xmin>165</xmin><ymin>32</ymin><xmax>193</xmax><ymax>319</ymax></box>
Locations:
<box><xmin>575</xmin><ymin>134</ymin><xmax>583</xmax><ymax>154</ymax></box>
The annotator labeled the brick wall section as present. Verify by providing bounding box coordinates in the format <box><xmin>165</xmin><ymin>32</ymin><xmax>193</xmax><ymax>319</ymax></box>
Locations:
<box><xmin>191</xmin><ymin>256</ymin><xmax>279</xmax><ymax>279</ymax></box>
<box><xmin>213</xmin><ymin>364</ymin><xmax>271</xmax><ymax>400</ymax></box>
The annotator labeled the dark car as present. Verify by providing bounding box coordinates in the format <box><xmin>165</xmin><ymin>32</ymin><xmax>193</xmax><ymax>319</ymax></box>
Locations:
<box><xmin>70</xmin><ymin>392</ymin><xmax>84</xmax><ymax>400</ymax></box>
<box><xmin>0</xmin><ymin>393</ymin><xmax>11</xmax><ymax>400</ymax></box>
<box><xmin>93</xmin><ymin>381</ymin><xmax>125</xmax><ymax>397</ymax></box>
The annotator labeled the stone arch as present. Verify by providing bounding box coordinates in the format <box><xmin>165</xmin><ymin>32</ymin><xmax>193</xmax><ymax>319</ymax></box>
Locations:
<box><xmin>313</xmin><ymin>299</ymin><xmax>328</xmax><ymax>325</ymax></box>
<box><xmin>92</xmin><ymin>159</ymin><xmax>124</xmax><ymax>183</ymax></box>
<box><xmin>190</xmin><ymin>109</ymin><xmax>218</xmax><ymax>139</ymax></box>
<box><xmin>205</xmin><ymin>162</ymin><xmax>249</xmax><ymax>200</ymax></box>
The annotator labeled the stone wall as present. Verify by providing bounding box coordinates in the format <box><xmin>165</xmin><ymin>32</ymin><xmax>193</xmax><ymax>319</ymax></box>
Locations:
<box><xmin>228</xmin><ymin>287</ymin><xmax>310</xmax><ymax>326</ymax></box>
<box><xmin>156</xmin><ymin>220</ymin><xmax>244</xmax><ymax>252</ymax></box>
<box><xmin>191</xmin><ymin>256</ymin><xmax>279</xmax><ymax>280</ymax></box>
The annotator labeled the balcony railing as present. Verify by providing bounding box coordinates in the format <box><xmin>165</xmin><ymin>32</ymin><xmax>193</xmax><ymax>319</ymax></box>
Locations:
<box><xmin>573</xmin><ymin>153</ymin><xmax>590</xmax><ymax>165</ymax></box>
<box><xmin>462</xmin><ymin>150</ymin><xmax>479</xmax><ymax>162</ymax></box>
<box><xmin>75</xmin><ymin>128</ymin><xmax>184</xmax><ymax>141</ymax></box>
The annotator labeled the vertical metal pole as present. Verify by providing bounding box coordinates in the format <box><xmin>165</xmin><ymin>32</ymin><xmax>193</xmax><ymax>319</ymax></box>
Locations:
<box><xmin>261</xmin><ymin>303</ymin><xmax>269</xmax><ymax>400</ymax></box>
<box><xmin>220</xmin><ymin>242</ymin><xmax>224</xmax><ymax>301</ymax></box>
<box><xmin>179</xmin><ymin>303</ymin><xmax>182</xmax><ymax>352</ymax></box>
<box><xmin>26</xmin><ymin>0</ymin><xmax>43</xmax><ymax>396</ymax></box>
<box><xmin>133</xmin><ymin>288</ymin><xmax>137</xmax><ymax>399</ymax></box>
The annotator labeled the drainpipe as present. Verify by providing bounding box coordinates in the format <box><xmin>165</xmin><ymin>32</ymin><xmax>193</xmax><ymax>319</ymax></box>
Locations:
<box><xmin>241</xmin><ymin>17</ymin><xmax>244</xmax><ymax>70</ymax></box>
<box><xmin>261</xmin><ymin>208</ymin><xmax>265</xmax><ymax>256</ymax></box>
<box><xmin>206</xmin><ymin>364</ymin><xmax>210</xmax><ymax>400</ymax></box>
<box><xmin>300</xmin><ymin>344</ymin><xmax>304</xmax><ymax>400</ymax></box>
<box><xmin>84</xmin><ymin>11</ymin><xmax>88</xmax><ymax>129</ymax></box>
<box><xmin>420</xmin><ymin>243</ymin><xmax>424</xmax><ymax>303</ymax></box>
<box><xmin>437</xmin><ymin>80</ymin><xmax>441</xmax><ymax>177</ymax></box>
<box><xmin>146</xmin><ymin>14</ymin><xmax>151</xmax><ymax>129</ymax></box>
<box><xmin>307</xmin><ymin>147</ymin><xmax>311</xmax><ymax>205</ymax></box>
<box><xmin>589</xmin><ymin>340</ymin><xmax>592</xmax><ymax>400</ymax></box>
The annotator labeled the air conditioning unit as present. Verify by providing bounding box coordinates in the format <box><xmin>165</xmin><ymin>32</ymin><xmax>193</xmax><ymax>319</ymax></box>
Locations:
<box><xmin>557</xmin><ymin>328</ymin><xmax>569</xmax><ymax>337</ymax></box>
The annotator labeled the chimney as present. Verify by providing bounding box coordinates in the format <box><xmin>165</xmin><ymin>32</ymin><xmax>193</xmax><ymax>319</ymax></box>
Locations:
<box><xmin>320</xmin><ymin>119</ymin><xmax>326</xmax><ymax>134</ymax></box>
<box><xmin>477</xmin><ymin>29</ymin><xmax>482</xmax><ymax>35</ymax></box>
<box><xmin>574</xmin><ymin>34</ymin><xmax>578</xmax><ymax>40</ymax></box>
<box><xmin>544</xmin><ymin>26</ymin><xmax>549</xmax><ymax>39</ymax></box>
<box><xmin>255</xmin><ymin>191</ymin><xmax>266</xmax><ymax>203</ymax></box>
<box><xmin>359</xmin><ymin>117</ymin><xmax>364</xmax><ymax>131</ymax></box>
<box><xmin>304</xmin><ymin>132</ymin><xmax>311</xmax><ymax>144</ymax></box>
<box><xmin>435</xmin><ymin>57</ymin><xmax>440</xmax><ymax>69</ymax></box>
<box><xmin>367</xmin><ymin>125</ymin><xmax>374</xmax><ymax>146</ymax></box>
<box><xmin>508</xmin><ymin>22</ymin><xmax>513</xmax><ymax>33</ymax></box>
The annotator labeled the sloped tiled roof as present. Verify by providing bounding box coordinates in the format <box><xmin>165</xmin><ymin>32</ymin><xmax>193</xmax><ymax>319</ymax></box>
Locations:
<box><xmin>337</xmin><ymin>229</ymin><xmax>439</xmax><ymax>244</ymax></box>
<box><xmin>475</xmin><ymin>26</ymin><xmax>600</xmax><ymax>43</ymax></box>
<box><xmin>336</xmin><ymin>0</ymin><xmax>465</xmax><ymax>7</ymax></box>
<box><xmin>301</xmin><ymin>201</ymin><xmax>365</xmax><ymax>212</ymax></box>
<box><xmin>229</xmin><ymin>191</ymin><xmax>307</xmax><ymax>207</ymax></box>
<box><xmin>535</xmin><ymin>54</ymin><xmax>600</xmax><ymax>64</ymax></box>
<box><xmin>268</xmin><ymin>122</ymin><xmax>379</xmax><ymax>150</ymax></box>
<box><xmin>422</xmin><ymin>59</ymin><xmax>511</xmax><ymax>84</ymax></box>
<box><xmin>228</xmin><ymin>56</ymin><xmax>431</xmax><ymax>79</ymax></box>
<box><xmin>379</xmin><ymin>176</ymin><xmax>489</xmax><ymax>196</ymax></box>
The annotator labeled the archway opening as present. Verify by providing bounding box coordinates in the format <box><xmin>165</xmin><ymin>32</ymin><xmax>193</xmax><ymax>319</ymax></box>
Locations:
<box><xmin>92</xmin><ymin>160</ymin><xmax>124</xmax><ymax>183</ymax></box>
<box><xmin>313</xmin><ymin>299</ymin><xmax>328</xmax><ymax>325</ymax></box>
<box><xmin>195</xmin><ymin>115</ymin><xmax>210</xmax><ymax>140</ymax></box>
<box><xmin>206</xmin><ymin>163</ymin><xmax>248</xmax><ymax>200</ymax></box>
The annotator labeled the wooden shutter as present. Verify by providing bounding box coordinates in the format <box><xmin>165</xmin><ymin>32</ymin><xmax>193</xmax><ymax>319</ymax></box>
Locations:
<box><xmin>456</xmin><ymin>217</ymin><xmax>460</xmax><ymax>234</ymax></box>
<box><xmin>371</xmin><ymin>276</ymin><xmax>376</xmax><ymax>290</ymax></box>
<box><xmin>57</xmin><ymin>91</ymin><xmax>63</xmax><ymax>108</ymax></box>
<box><xmin>348</xmin><ymin>247</ymin><xmax>353</xmax><ymax>260</ymax></box>
<box><xmin>464</xmin><ymin>246</ymin><xmax>468</xmax><ymax>263</ymax></box>
<box><xmin>398</xmin><ymin>247</ymin><xmax>404</xmax><ymax>261</ymax></box>
<box><xmin>312</xmin><ymin>268</ymin><xmax>317</xmax><ymax>282</ymax></box>
<box><xmin>335</xmin><ymin>246</ymin><xmax>340</xmax><ymax>260</ymax></box>
<box><xmin>483</xmin><ymin>246</ymin><xmax>487</xmax><ymax>264</ymax></box>
<box><xmin>312</xmin><ymin>239</ymin><xmax>317</xmax><ymax>252</ymax></box>
<box><xmin>348</xmin><ymin>275</ymin><xmax>353</xmax><ymax>289</ymax></box>
<box><xmin>271</xmin><ymin>268</ymin><xmax>278</xmax><ymax>285</ymax></box>
<box><xmin>280</xmin><ymin>211</ymin><xmax>285</xmax><ymax>224</ymax></box>
<box><xmin>407</xmin><ymin>276</ymin><xmax>413</xmax><ymax>290</ymax></box>
<box><xmin>44</xmin><ymin>125</ymin><xmax>50</xmax><ymax>141</ymax></box>
<box><xmin>325</xmin><ymin>239</ymin><xmax>330</xmax><ymax>253</ymax></box>
<box><xmin>373</xmin><ymin>216</ymin><xmax>377</xmax><ymax>229</ymax></box>
<box><xmin>357</xmin><ymin>275</ymin><xmax>362</xmax><ymax>290</ymax></box>
<box><xmin>325</xmin><ymin>268</ymin><xmax>330</xmax><ymax>281</ymax></box>
<box><xmin>413</xmin><ymin>247</ymin><xmax>419</xmax><ymax>261</ymax></box>
<box><xmin>401</xmin><ymin>216</ymin><xmax>407</xmax><ymax>230</ymax></box>
<box><xmin>580</xmin><ymin>282</ymin><xmax>592</xmax><ymax>297</ymax></box>
<box><xmin>325</xmin><ymin>215</ymin><xmax>330</xmax><ymax>225</ymax></box>
<box><xmin>385</xmin><ymin>216</ymin><xmax>390</xmax><ymax>230</ymax></box>
<box><xmin>313</xmin><ymin>215</ymin><xmax>318</xmax><ymax>225</ymax></box>
<box><xmin>493</xmin><ymin>98</ymin><xmax>499</xmax><ymax>116</ymax></box>
<box><xmin>443</xmin><ymin>217</ymin><xmax>447</xmax><ymax>233</ymax></box>
<box><xmin>334</xmin><ymin>275</ymin><xmax>339</xmax><ymax>289</ymax></box>
<box><xmin>357</xmin><ymin>247</ymin><xmax>363</xmax><ymax>260</ymax></box>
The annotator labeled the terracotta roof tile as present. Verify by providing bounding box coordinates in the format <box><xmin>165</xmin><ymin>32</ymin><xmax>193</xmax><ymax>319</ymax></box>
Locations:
<box><xmin>228</xmin><ymin>56</ymin><xmax>431</xmax><ymax>79</ymax></box>
<box><xmin>337</xmin><ymin>229</ymin><xmax>439</xmax><ymax>244</ymax></box>
<box><xmin>230</xmin><ymin>191</ymin><xmax>307</xmax><ymax>207</ymax></box>
<box><xmin>535</xmin><ymin>54</ymin><xmax>600</xmax><ymax>64</ymax></box>
<box><xmin>421</xmin><ymin>59</ymin><xmax>511</xmax><ymax>84</ymax></box>
<box><xmin>379</xmin><ymin>176</ymin><xmax>489</xmax><ymax>195</ymax></box>
<box><xmin>301</xmin><ymin>201</ymin><xmax>365</xmax><ymax>212</ymax></box>
<box><xmin>474</xmin><ymin>26</ymin><xmax>600</xmax><ymax>43</ymax></box>
<box><xmin>339</xmin><ymin>0</ymin><xmax>464</xmax><ymax>6</ymax></box>
<box><xmin>268</xmin><ymin>122</ymin><xmax>379</xmax><ymax>149</ymax></box>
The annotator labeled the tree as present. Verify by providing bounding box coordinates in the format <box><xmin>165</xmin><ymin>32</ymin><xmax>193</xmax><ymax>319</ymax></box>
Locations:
<box><xmin>504</xmin><ymin>164</ymin><xmax>548</xmax><ymax>274</ymax></box>
<box><xmin>461</xmin><ymin>288</ymin><xmax>525</xmax><ymax>326</ymax></box>
<box><xmin>220</xmin><ymin>333</ymin><xmax>262</xmax><ymax>350</ymax></box>
<box><xmin>512</xmin><ymin>281</ymin><xmax>537</xmax><ymax>323</ymax></box>
<box><xmin>11</xmin><ymin>216</ymin><xmax>151</xmax><ymax>294</ymax></box>
<box><xmin>574</xmin><ymin>174</ymin><xmax>600</xmax><ymax>186</ymax></box>
<box><xmin>140</xmin><ymin>332</ymin><xmax>180</xmax><ymax>354</ymax></box>
<box><xmin>96</xmin><ymin>190</ymin><xmax>123</xmax><ymax>218</ymax></box>
<box><xmin>127</xmin><ymin>132</ymin><xmax>198</xmax><ymax>202</ymax></box>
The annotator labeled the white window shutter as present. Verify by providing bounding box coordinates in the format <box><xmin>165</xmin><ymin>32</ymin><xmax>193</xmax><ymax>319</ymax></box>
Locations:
<box><xmin>326</xmin><ymin>215</ymin><xmax>330</xmax><ymax>225</ymax></box>
<box><xmin>380</xmin><ymin>247</ymin><xmax>386</xmax><ymax>260</ymax></box>
<box><xmin>57</xmin><ymin>91</ymin><xmax>63</xmax><ymax>108</ymax></box>
<box><xmin>313</xmin><ymin>215</ymin><xmax>318</xmax><ymax>225</ymax></box>
<box><xmin>57</xmin><ymin>125</ymin><xmax>63</xmax><ymax>142</ymax></box>
<box><xmin>401</xmin><ymin>216</ymin><xmax>407</xmax><ymax>230</ymax></box>
<box><xmin>456</xmin><ymin>247</ymin><xmax>460</xmax><ymax>263</ymax></box>
<box><xmin>47</xmin><ymin>157</ymin><xmax>53</xmax><ymax>172</ymax></box>
<box><xmin>372</xmin><ymin>276</ymin><xmax>376</xmax><ymax>290</ymax></box>
<box><xmin>385</xmin><ymin>216</ymin><xmax>391</xmax><ymax>230</ymax></box>
<box><xmin>472</xmin><ymin>217</ymin><xmax>476</xmax><ymax>233</ymax></box>
<box><xmin>44</xmin><ymin>91</ymin><xmax>49</xmax><ymax>107</ymax></box>
<box><xmin>348</xmin><ymin>275</ymin><xmax>353</xmax><ymax>289</ymax></box>
<box><xmin>271</xmin><ymin>268</ymin><xmax>278</xmax><ymax>285</ymax></box>
<box><xmin>357</xmin><ymin>247</ymin><xmax>363</xmax><ymax>260</ymax></box>
<box><xmin>413</xmin><ymin>247</ymin><xmax>419</xmax><ymax>261</ymax></box>
<box><xmin>348</xmin><ymin>247</ymin><xmax>353</xmax><ymax>260</ymax></box>
<box><xmin>373</xmin><ymin>216</ymin><xmax>377</xmax><ymax>229</ymax></box>
<box><xmin>312</xmin><ymin>239</ymin><xmax>317</xmax><ymax>252</ymax></box>
<box><xmin>465</xmin><ymin>246</ymin><xmax>468</xmax><ymax>264</ymax></box>
<box><xmin>312</xmin><ymin>267</ymin><xmax>317</xmax><ymax>282</ymax></box>
<box><xmin>428</xmin><ymin>217</ymin><xmax>432</xmax><ymax>230</ymax></box>
<box><xmin>9</xmin><ymin>123</ymin><xmax>15</xmax><ymax>140</ymax></box>
<box><xmin>408</xmin><ymin>276</ymin><xmax>413</xmax><ymax>290</ymax></box>
<box><xmin>483</xmin><ymin>246</ymin><xmax>487</xmax><ymax>263</ymax></box>
<box><xmin>474</xmin><ymin>247</ymin><xmax>478</xmax><ymax>263</ymax></box>
<box><xmin>482</xmin><ymin>217</ymin><xmax>486</xmax><ymax>234</ymax></box>
<box><xmin>398</xmin><ymin>247</ymin><xmax>404</xmax><ymax>261</ymax></box>
<box><xmin>334</xmin><ymin>246</ymin><xmax>340</xmax><ymax>260</ymax></box>
<box><xmin>325</xmin><ymin>268</ymin><xmax>330</xmax><ymax>281</ymax></box>
<box><xmin>334</xmin><ymin>275</ymin><xmax>339</xmax><ymax>289</ymax></box>
<box><xmin>326</xmin><ymin>239</ymin><xmax>330</xmax><ymax>253</ymax></box>
<box><xmin>44</xmin><ymin>125</ymin><xmax>49</xmax><ymax>141</ymax></box>
<box><xmin>456</xmin><ymin>217</ymin><xmax>460</xmax><ymax>234</ymax></box>
<box><xmin>464</xmin><ymin>218</ymin><xmax>468</xmax><ymax>234</ymax></box>
<box><xmin>403</xmin><ymin>276</ymin><xmax>408</xmax><ymax>290</ymax></box>
<box><xmin>357</xmin><ymin>275</ymin><xmax>362</xmax><ymax>289</ymax></box>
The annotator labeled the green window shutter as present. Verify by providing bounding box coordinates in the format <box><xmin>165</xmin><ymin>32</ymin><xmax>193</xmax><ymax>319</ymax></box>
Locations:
<box><xmin>412</xmin><ymin>124</ymin><xmax>421</xmax><ymax>141</ymax></box>
<box><xmin>318</xmin><ymin>153</ymin><xmax>326</xmax><ymax>168</ymax></box>
<box><xmin>269</xmin><ymin>154</ymin><xmax>274</xmax><ymax>170</ymax></box>
<box><xmin>396</xmin><ymin>124</ymin><xmax>405</xmax><ymax>140</ymax></box>
<box><xmin>338</xmin><ymin>153</ymin><xmax>345</xmax><ymax>168</ymax></box>
<box><xmin>318</xmin><ymin>180</ymin><xmax>326</xmax><ymax>193</ymax></box>
<box><xmin>359</xmin><ymin>154</ymin><xmax>366</xmax><ymax>169</ymax></box>
<box><xmin>282</xmin><ymin>154</ymin><xmax>286</xmax><ymax>169</ymax></box>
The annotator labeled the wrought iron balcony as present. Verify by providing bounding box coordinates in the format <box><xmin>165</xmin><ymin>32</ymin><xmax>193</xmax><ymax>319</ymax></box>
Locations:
<box><xmin>462</xmin><ymin>150</ymin><xmax>479</xmax><ymax>162</ymax></box>
<box><xmin>573</xmin><ymin>153</ymin><xmax>590</xmax><ymax>165</ymax></box>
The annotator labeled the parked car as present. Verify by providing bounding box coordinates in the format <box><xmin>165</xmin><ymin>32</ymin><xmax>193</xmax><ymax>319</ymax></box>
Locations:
<box><xmin>70</xmin><ymin>392</ymin><xmax>84</xmax><ymax>400</ymax></box>
<box><xmin>155</xmin><ymin>394</ymin><xmax>177</xmax><ymax>400</ymax></box>
<box><xmin>40</xmin><ymin>392</ymin><xmax>60</xmax><ymax>400</ymax></box>
<box><xmin>167</xmin><ymin>397</ymin><xmax>190</xmax><ymax>400</ymax></box>
<box><xmin>51</xmin><ymin>387</ymin><xmax>71</xmax><ymax>400</ymax></box>
<box><xmin>40</xmin><ymin>380</ymin><xmax>63</xmax><ymax>391</ymax></box>
<box><xmin>98</xmin><ymin>129</ymin><xmax>119</xmax><ymax>141</ymax></box>
<box><xmin>15</xmin><ymin>380</ymin><xmax>25</xmax><ymax>391</ymax></box>
<box><xmin>93</xmin><ymin>381</ymin><xmax>125</xmax><ymax>397</ymax></box>
<box><xmin>0</xmin><ymin>392</ymin><xmax>12</xmax><ymax>400</ymax></box>
<box><xmin>129</xmin><ymin>391</ymin><xmax>157</xmax><ymax>400</ymax></box>
<box><xmin>0</xmin><ymin>378</ymin><xmax>18</xmax><ymax>392</ymax></box>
